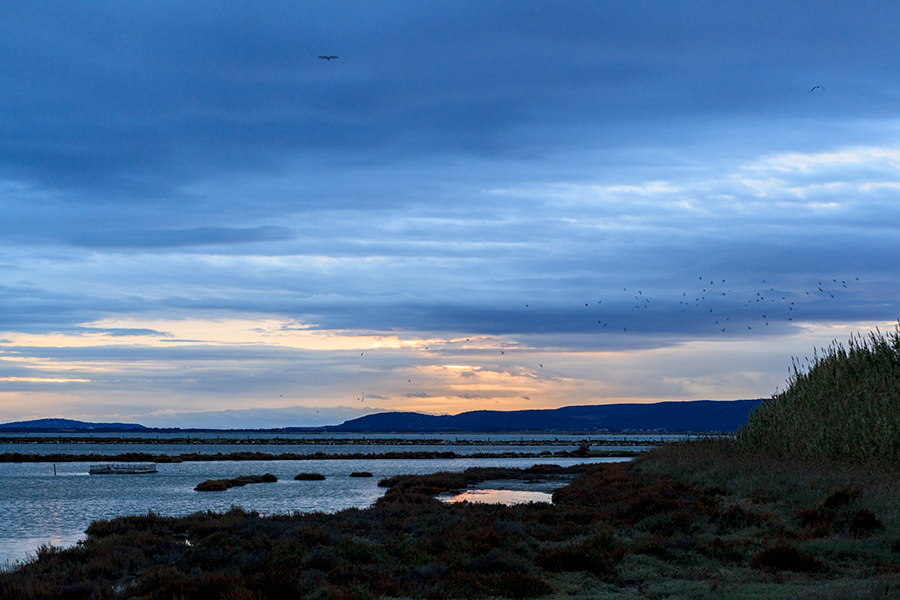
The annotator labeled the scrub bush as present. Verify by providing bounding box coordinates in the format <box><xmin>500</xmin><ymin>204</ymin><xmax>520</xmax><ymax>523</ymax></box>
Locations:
<box><xmin>750</xmin><ymin>544</ymin><xmax>826</xmax><ymax>573</ymax></box>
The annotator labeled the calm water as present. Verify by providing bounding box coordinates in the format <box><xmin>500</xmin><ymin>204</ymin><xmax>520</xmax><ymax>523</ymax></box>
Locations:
<box><xmin>0</xmin><ymin>449</ymin><xmax>629</xmax><ymax>568</ymax></box>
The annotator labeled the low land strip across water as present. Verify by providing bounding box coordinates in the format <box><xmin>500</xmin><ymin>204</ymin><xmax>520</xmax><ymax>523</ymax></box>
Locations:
<box><xmin>3</xmin><ymin>439</ymin><xmax>898</xmax><ymax>599</ymax></box>
<box><xmin>0</xmin><ymin>436</ymin><xmax>664</xmax><ymax>446</ymax></box>
<box><xmin>0</xmin><ymin>448</ymin><xmax>637</xmax><ymax>463</ymax></box>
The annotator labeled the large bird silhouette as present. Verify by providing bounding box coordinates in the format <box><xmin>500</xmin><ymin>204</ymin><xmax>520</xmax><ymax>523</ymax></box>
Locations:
<box><xmin>318</xmin><ymin>55</ymin><xmax>339</xmax><ymax>61</ymax></box>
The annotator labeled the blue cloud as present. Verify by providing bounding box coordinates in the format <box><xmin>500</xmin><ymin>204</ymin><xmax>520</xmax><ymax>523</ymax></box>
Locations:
<box><xmin>2</xmin><ymin>2</ymin><xmax>900</xmax><ymax>420</ymax></box>
<box><xmin>67</xmin><ymin>226</ymin><xmax>293</xmax><ymax>249</ymax></box>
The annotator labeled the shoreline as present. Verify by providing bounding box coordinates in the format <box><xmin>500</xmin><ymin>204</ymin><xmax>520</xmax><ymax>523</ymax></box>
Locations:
<box><xmin>0</xmin><ymin>449</ymin><xmax>640</xmax><ymax>463</ymax></box>
<box><xmin>0</xmin><ymin>435</ymin><xmax>668</xmax><ymax>446</ymax></box>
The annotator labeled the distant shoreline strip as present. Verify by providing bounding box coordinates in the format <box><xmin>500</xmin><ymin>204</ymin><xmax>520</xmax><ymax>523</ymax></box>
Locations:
<box><xmin>0</xmin><ymin>449</ymin><xmax>640</xmax><ymax>463</ymax></box>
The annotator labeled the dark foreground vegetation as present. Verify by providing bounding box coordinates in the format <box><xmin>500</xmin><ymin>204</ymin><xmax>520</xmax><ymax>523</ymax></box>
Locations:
<box><xmin>3</xmin><ymin>329</ymin><xmax>900</xmax><ymax>598</ymax></box>
<box><xmin>194</xmin><ymin>474</ymin><xmax>278</xmax><ymax>492</ymax></box>
<box><xmin>3</xmin><ymin>451</ymin><xmax>899</xmax><ymax>599</ymax></box>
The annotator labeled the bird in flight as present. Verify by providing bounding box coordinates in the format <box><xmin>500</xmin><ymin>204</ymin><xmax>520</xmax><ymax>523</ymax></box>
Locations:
<box><xmin>810</xmin><ymin>85</ymin><xmax>824</xmax><ymax>91</ymax></box>
<box><xmin>318</xmin><ymin>55</ymin><xmax>339</xmax><ymax>60</ymax></box>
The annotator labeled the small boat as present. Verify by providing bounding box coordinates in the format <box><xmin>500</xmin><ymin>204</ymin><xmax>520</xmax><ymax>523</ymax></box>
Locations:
<box><xmin>89</xmin><ymin>463</ymin><xmax>158</xmax><ymax>475</ymax></box>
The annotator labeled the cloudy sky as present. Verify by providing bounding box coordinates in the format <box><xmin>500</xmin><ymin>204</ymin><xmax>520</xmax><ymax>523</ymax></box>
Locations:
<box><xmin>2</xmin><ymin>1</ymin><xmax>899</xmax><ymax>427</ymax></box>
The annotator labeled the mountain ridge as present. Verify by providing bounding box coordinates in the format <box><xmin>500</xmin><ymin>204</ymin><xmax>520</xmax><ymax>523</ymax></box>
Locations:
<box><xmin>0</xmin><ymin>418</ymin><xmax>148</xmax><ymax>431</ymax></box>
<box><xmin>0</xmin><ymin>400</ymin><xmax>764</xmax><ymax>433</ymax></box>
<box><xmin>325</xmin><ymin>399</ymin><xmax>764</xmax><ymax>433</ymax></box>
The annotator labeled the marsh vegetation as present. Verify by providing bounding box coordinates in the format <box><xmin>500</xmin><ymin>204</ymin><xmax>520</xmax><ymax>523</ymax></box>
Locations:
<box><xmin>5</xmin><ymin>452</ymin><xmax>898</xmax><ymax>599</ymax></box>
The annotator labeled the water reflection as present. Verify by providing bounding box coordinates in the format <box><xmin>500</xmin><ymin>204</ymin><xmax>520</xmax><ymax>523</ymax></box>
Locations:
<box><xmin>439</xmin><ymin>489</ymin><xmax>554</xmax><ymax>505</ymax></box>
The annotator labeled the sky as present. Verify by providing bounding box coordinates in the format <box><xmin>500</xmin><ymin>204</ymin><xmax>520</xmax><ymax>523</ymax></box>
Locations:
<box><xmin>2</xmin><ymin>1</ymin><xmax>900</xmax><ymax>428</ymax></box>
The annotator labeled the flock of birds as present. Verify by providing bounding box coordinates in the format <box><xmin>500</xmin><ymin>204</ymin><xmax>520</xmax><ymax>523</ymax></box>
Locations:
<box><xmin>313</xmin><ymin>53</ymin><xmax>838</xmax><ymax>390</ymax></box>
<box><xmin>345</xmin><ymin>274</ymin><xmax>861</xmax><ymax>401</ymax></box>
<box><xmin>349</xmin><ymin>275</ymin><xmax>861</xmax><ymax>370</ymax></box>
<box><xmin>567</xmin><ymin>275</ymin><xmax>861</xmax><ymax>336</ymax></box>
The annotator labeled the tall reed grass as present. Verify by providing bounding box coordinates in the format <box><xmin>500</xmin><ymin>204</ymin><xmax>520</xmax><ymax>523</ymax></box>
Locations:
<box><xmin>736</xmin><ymin>325</ymin><xmax>900</xmax><ymax>461</ymax></box>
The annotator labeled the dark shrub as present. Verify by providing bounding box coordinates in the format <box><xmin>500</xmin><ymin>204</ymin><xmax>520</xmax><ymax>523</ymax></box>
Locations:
<box><xmin>469</xmin><ymin>548</ymin><xmax>528</xmax><ymax>574</ymax></box>
<box><xmin>797</xmin><ymin>507</ymin><xmax>834</xmax><ymax>537</ymax></box>
<box><xmin>195</xmin><ymin>479</ymin><xmax>230</xmax><ymax>492</ymax></box>
<box><xmin>376</xmin><ymin>491</ymin><xmax>442</xmax><ymax>509</ymax></box>
<box><xmin>629</xmin><ymin>535</ymin><xmax>672</xmax><ymax>560</ymax></box>
<box><xmin>822</xmin><ymin>487</ymin><xmax>858</xmax><ymax>510</ymax></box>
<box><xmin>485</xmin><ymin>572</ymin><xmax>553</xmax><ymax>599</ymax></box>
<box><xmin>848</xmin><ymin>509</ymin><xmax>884</xmax><ymax>537</ymax></box>
<box><xmin>716</xmin><ymin>505</ymin><xmax>764</xmax><ymax>534</ymax></box>
<box><xmin>535</xmin><ymin>528</ymin><xmax>622</xmax><ymax>581</ymax></box>
<box><xmin>695</xmin><ymin>537</ymin><xmax>745</xmax><ymax>563</ymax></box>
<box><xmin>750</xmin><ymin>544</ymin><xmax>826</xmax><ymax>573</ymax></box>
<box><xmin>295</xmin><ymin>473</ymin><xmax>327</xmax><ymax>481</ymax></box>
<box><xmin>58</xmin><ymin>581</ymin><xmax>101</xmax><ymax>600</ymax></box>
<box><xmin>195</xmin><ymin>474</ymin><xmax>277</xmax><ymax>491</ymax></box>
<box><xmin>302</xmin><ymin>545</ymin><xmax>338</xmax><ymax>571</ymax></box>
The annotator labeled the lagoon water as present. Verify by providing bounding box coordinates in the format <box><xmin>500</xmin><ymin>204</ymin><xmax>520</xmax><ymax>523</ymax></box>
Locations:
<box><xmin>0</xmin><ymin>434</ymin><xmax>642</xmax><ymax>568</ymax></box>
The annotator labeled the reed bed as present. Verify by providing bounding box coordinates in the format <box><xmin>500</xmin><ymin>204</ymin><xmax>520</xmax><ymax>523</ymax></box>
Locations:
<box><xmin>736</xmin><ymin>326</ymin><xmax>900</xmax><ymax>461</ymax></box>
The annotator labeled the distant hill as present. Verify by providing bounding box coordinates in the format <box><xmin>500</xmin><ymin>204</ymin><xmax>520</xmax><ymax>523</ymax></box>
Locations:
<box><xmin>0</xmin><ymin>418</ymin><xmax>148</xmax><ymax>432</ymax></box>
<box><xmin>0</xmin><ymin>400</ymin><xmax>765</xmax><ymax>433</ymax></box>
<box><xmin>326</xmin><ymin>400</ymin><xmax>764</xmax><ymax>433</ymax></box>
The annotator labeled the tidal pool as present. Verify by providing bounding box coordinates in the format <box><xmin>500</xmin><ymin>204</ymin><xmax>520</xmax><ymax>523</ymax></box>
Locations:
<box><xmin>438</xmin><ymin>489</ymin><xmax>554</xmax><ymax>505</ymax></box>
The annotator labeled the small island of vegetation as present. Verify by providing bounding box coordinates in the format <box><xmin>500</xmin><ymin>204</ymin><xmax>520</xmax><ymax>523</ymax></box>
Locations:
<box><xmin>194</xmin><ymin>473</ymin><xmax>277</xmax><ymax>492</ymax></box>
<box><xmin>3</xmin><ymin>329</ymin><xmax>900</xmax><ymax>598</ymax></box>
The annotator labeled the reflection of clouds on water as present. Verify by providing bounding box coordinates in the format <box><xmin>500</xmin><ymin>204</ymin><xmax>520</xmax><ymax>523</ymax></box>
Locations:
<box><xmin>439</xmin><ymin>489</ymin><xmax>554</xmax><ymax>506</ymax></box>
